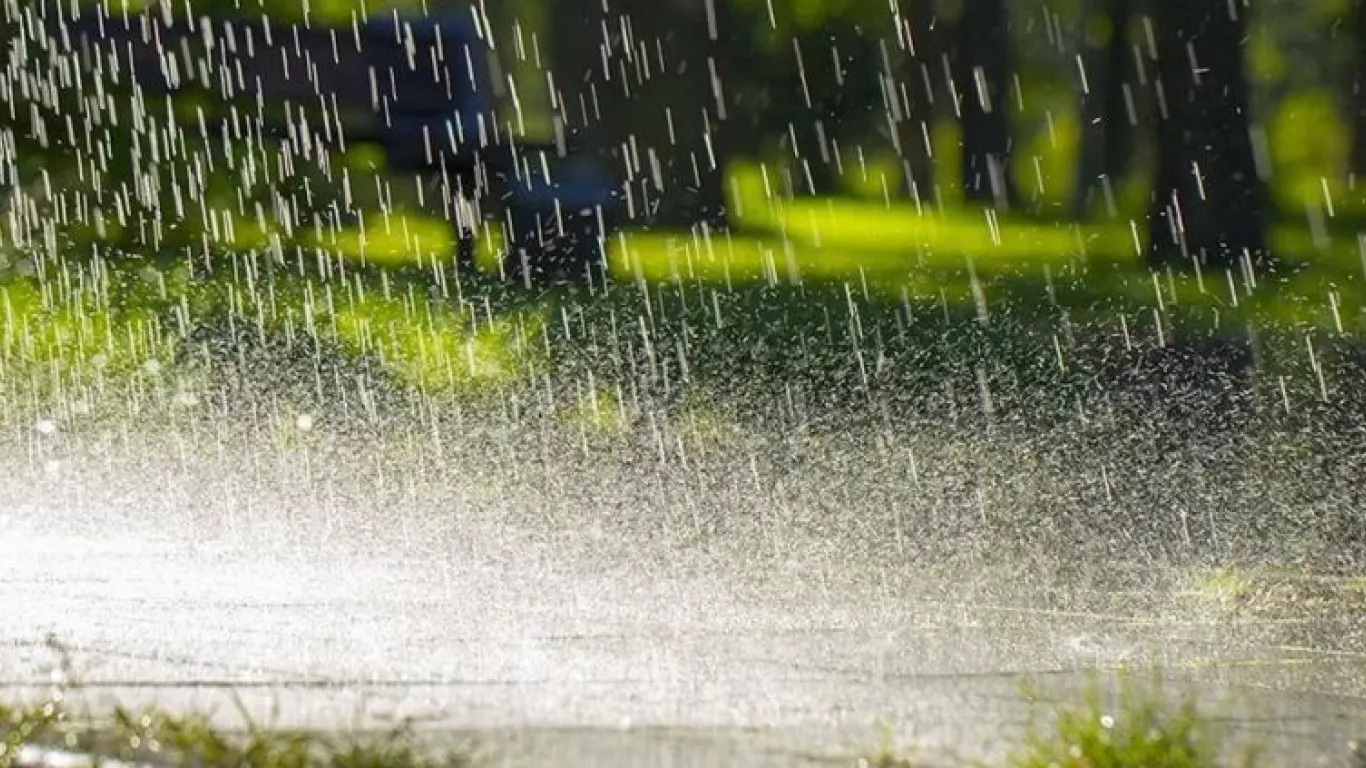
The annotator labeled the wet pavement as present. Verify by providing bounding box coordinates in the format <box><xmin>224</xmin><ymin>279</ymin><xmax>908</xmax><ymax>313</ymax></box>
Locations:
<box><xmin>3</xmin><ymin>510</ymin><xmax>1365</xmax><ymax>766</ymax></box>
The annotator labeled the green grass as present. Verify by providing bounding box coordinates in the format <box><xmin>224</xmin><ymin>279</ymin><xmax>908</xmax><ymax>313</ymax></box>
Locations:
<box><xmin>842</xmin><ymin>672</ymin><xmax>1273</xmax><ymax>768</ymax></box>
<box><xmin>1005</xmin><ymin>674</ymin><xmax>1259</xmax><ymax>768</ymax></box>
<box><xmin>2</xmin><ymin>700</ymin><xmax>473</xmax><ymax>768</ymax></box>
<box><xmin>248</xmin><ymin>158</ymin><xmax>1366</xmax><ymax>340</ymax></box>
<box><xmin>9</xmin><ymin>155</ymin><xmax>1366</xmax><ymax>401</ymax></box>
<box><xmin>1181</xmin><ymin>566</ymin><xmax>1366</xmax><ymax>621</ymax></box>
<box><xmin>0</xmin><ymin>645</ymin><xmax>1270</xmax><ymax>768</ymax></box>
<box><xmin>0</xmin><ymin>671</ymin><xmax>1264</xmax><ymax>768</ymax></box>
<box><xmin>4</xmin><ymin>222</ymin><xmax>1362</xmax><ymax>438</ymax></box>
<box><xmin>1</xmin><ymin>641</ymin><xmax>474</xmax><ymax>768</ymax></box>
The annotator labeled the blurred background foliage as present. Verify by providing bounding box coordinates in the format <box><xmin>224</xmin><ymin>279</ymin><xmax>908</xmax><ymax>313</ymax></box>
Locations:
<box><xmin>3</xmin><ymin>0</ymin><xmax>1366</xmax><ymax>498</ymax></box>
<box><xmin>3</xmin><ymin>0</ymin><xmax>1366</xmax><ymax>285</ymax></box>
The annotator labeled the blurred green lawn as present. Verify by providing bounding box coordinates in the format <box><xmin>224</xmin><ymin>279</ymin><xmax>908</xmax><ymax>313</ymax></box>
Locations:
<box><xmin>277</xmin><ymin>158</ymin><xmax>1366</xmax><ymax>334</ymax></box>
<box><xmin>4</xmin><ymin>155</ymin><xmax>1365</xmax><ymax>411</ymax></box>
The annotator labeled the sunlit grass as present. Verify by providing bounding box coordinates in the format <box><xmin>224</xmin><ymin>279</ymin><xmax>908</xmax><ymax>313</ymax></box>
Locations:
<box><xmin>4</xmin><ymin>154</ymin><xmax>1365</xmax><ymax>424</ymax></box>
<box><xmin>265</xmin><ymin>191</ymin><xmax>1366</xmax><ymax>337</ymax></box>
<box><xmin>329</xmin><ymin>288</ymin><xmax>542</xmax><ymax>396</ymax></box>
<box><xmin>0</xmin><ymin>667</ymin><xmax>1262</xmax><ymax>768</ymax></box>
<box><xmin>1009</xmin><ymin>674</ymin><xmax>1257</xmax><ymax>768</ymax></box>
<box><xmin>1268</xmin><ymin>91</ymin><xmax>1352</xmax><ymax>214</ymax></box>
<box><xmin>552</xmin><ymin>381</ymin><xmax>629</xmax><ymax>434</ymax></box>
<box><xmin>1181</xmin><ymin>566</ymin><xmax>1366</xmax><ymax>621</ymax></box>
<box><xmin>859</xmin><ymin>673</ymin><xmax>1262</xmax><ymax>767</ymax></box>
<box><xmin>0</xmin><ymin>275</ymin><xmax>179</xmax><ymax>399</ymax></box>
<box><xmin>0</xmin><ymin>640</ymin><xmax>475</xmax><ymax>768</ymax></box>
<box><xmin>18</xmin><ymin>132</ymin><xmax>1366</xmax><ymax>338</ymax></box>
<box><xmin>727</xmin><ymin>162</ymin><xmax>1133</xmax><ymax>261</ymax></box>
<box><xmin>0</xmin><ymin>246</ymin><xmax>541</xmax><ymax>415</ymax></box>
<box><xmin>296</xmin><ymin>210</ymin><xmax>507</xmax><ymax>276</ymax></box>
<box><xmin>0</xmin><ymin>687</ymin><xmax>473</xmax><ymax>768</ymax></box>
<box><xmin>3</xmin><ymin>657</ymin><xmax>1262</xmax><ymax>768</ymax></box>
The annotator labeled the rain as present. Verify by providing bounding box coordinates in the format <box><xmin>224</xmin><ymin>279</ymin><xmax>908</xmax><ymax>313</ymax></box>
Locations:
<box><xmin>1</xmin><ymin>0</ymin><xmax>1365</xmax><ymax>765</ymax></box>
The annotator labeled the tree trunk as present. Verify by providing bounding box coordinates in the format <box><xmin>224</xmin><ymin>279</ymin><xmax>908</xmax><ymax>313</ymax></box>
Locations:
<box><xmin>1147</xmin><ymin>0</ymin><xmax>1267</xmax><ymax>271</ymax></box>
<box><xmin>1072</xmin><ymin>0</ymin><xmax>1136</xmax><ymax>220</ymax></box>
<box><xmin>887</xmin><ymin>0</ymin><xmax>941</xmax><ymax>203</ymax></box>
<box><xmin>1351</xmin><ymin>0</ymin><xmax>1366</xmax><ymax>179</ymax></box>
<box><xmin>549</xmin><ymin>0</ymin><xmax>604</xmax><ymax>145</ymax></box>
<box><xmin>785</xmin><ymin>27</ymin><xmax>844</xmax><ymax>198</ymax></box>
<box><xmin>556</xmin><ymin>0</ymin><xmax>730</xmax><ymax>232</ymax></box>
<box><xmin>955</xmin><ymin>0</ymin><xmax>1017</xmax><ymax>209</ymax></box>
<box><xmin>782</xmin><ymin>21</ymin><xmax>884</xmax><ymax>198</ymax></box>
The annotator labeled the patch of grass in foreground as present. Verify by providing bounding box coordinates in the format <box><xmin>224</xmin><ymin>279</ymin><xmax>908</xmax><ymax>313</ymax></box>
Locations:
<box><xmin>1</xmin><ymin>702</ymin><xmax>473</xmax><ymax>768</ymax></box>
<box><xmin>853</xmin><ymin>673</ymin><xmax>1264</xmax><ymax>767</ymax></box>
<box><xmin>2</xmin><ymin>670</ymin><xmax>1265</xmax><ymax>768</ymax></box>
<box><xmin>0</xmin><ymin>653</ymin><xmax>475</xmax><ymax>768</ymax></box>
<box><xmin>1005</xmin><ymin>674</ymin><xmax>1260</xmax><ymax>768</ymax></box>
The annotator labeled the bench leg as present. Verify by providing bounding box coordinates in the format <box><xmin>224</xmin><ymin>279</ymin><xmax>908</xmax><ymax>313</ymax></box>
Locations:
<box><xmin>500</xmin><ymin>207</ymin><xmax>612</xmax><ymax>288</ymax></box>
<box><xmin>448</xmin><ymin>191</ymin><xmax>479</xmax><ymax>279</ymax></box>
<box><xmin>455</xmin><ymin>230</ymin><xmax>477</xmax><ymax>277</ymax></box>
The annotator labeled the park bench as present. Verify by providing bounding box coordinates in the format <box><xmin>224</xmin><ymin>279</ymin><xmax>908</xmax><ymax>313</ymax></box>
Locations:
<box><xmin>44</xmin><ymin>3</ymin><xmax>621</xmax><ymax>284</ymax></box>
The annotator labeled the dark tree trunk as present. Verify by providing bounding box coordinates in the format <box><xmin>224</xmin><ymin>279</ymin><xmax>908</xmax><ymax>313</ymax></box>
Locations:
<box><xmin>955</xmin><ymin>0</ymin><xmax>1018</xmax><ymax>208</ymax></box>
<box><xmin>1072</xmin><ymin>0</ymin><xmax>1137</xmax><ymax>220</ymax></box>
<box><xmin>1351</xmin><ymin>0</ymin><xmax>1366</xmax><ymax>179</ymax></box>
<box><xmin>888</xmin><ymin>0</ymin><xmax>942</xmax><ymax>203</ymax></box>
<box><xmin>785</xmin><ymin>28</ymin><xmax>843</xmax><ymax>198</ymax></box>
<box><xmin>1147</xmin><ymin>0</ymin><xmax>1267</xmax><ymax>271</ymax></box>
<box><xmin>784</xmin><ymin>21</ymin><xmax>884</xmax><ymax>198</ymax></box>
<box><xmin>556</xmin><ymin>0</ymin><xmax>730</xmax><ymax>232</ymax></box>
<box><xmin>549</xmin><ymin>0</ymin><xmax>610</xmax><ymax>146</ymax></box>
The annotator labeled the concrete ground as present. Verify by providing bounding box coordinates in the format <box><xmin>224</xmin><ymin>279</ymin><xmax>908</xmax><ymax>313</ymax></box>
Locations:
<box><xmin>2</xmin><ymin>403</ymin><xmax>1365</xmax><ymax>766</ymax></box>
<box><xmin>4</xmin><ymin>512</ymin><xmax>1365</xmax><ymax>766</ymax></box>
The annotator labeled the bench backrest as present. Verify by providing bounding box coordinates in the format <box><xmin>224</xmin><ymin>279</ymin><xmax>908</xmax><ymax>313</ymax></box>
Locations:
<box><xmin>58</xmin><ymin>6</ymin><xmax>499</xmax><ymax>167</ymax></box>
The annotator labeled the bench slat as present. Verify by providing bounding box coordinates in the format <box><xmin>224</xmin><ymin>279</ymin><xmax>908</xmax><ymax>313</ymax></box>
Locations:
<box><xmin>59</xmin><ymin>10</ymin><xmax>490</xmax><ymax>117</ymax></box>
